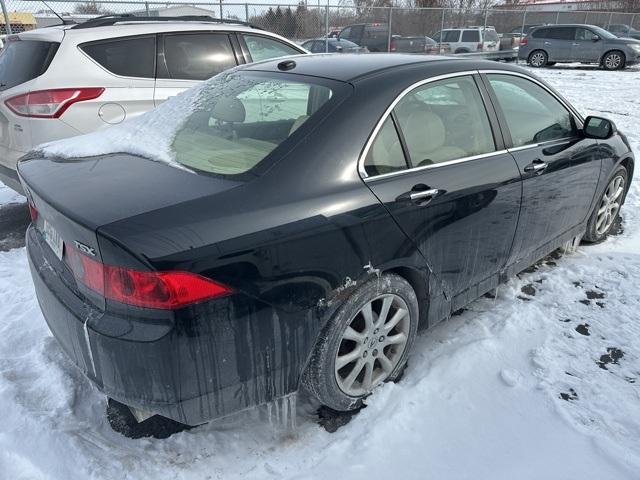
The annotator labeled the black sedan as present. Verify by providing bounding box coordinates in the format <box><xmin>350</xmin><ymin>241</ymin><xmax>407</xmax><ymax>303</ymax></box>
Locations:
<box><xmin>18</xmin><ymin>54</ymin><xmax>634</xmax><ymax>434</ymax></box>
<box><xmin>301</xmin><ymin>37</ymin><xmax>367</xmax><ymax>53</ymax></box>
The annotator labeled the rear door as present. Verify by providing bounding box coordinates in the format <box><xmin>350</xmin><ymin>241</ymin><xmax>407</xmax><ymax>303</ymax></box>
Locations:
<box><xmin>483</xmin><ymin>73</ymin><xmax>601</xmax><ymax>263</ymax></box>
<box><xmin>546</xmin><ymin>27</ymin><xmax>575</xmax><ymax>61</ymax></box>
<box><xmin>154</xmin><ymin>32</ymin><xmax>239</xmax><ymax>106</ymax></box>
<box><xmin>362</xmin><ymin>73</ymin><xmax>522</xmax><ymax>301</ymax></box>
<box><xmin>572</xmin><ymin>27</ymin><xmax>602</xmax><ymax>62</ymax></box>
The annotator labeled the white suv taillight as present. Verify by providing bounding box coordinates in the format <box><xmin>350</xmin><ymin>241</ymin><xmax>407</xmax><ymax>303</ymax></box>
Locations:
<box><xmin>5</xmin><ymin>88</ymin><xmax>104</xmax><ymax>119</ymax></box>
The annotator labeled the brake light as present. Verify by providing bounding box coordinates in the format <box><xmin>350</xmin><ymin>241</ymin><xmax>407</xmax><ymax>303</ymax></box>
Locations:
<box><xmin>66</xmin><ymin>248</ymin><xmax>233</xmax><ymax>309</ymax></box>
<box><xmin>27</xmin><ymin>198</ymin><xmax>38</xmax><ymax>222</ymax></box>
<box><xmin>477</xmin><ymin>42</ymin><xmax>483</xmax><ymax>51</ymax></box>
<box><xmin>390</xmin><ymin>39</ymin><xmax>397</xmax><ymax>52</ymax></box>
<box><xmin>521</xmin><ymin>37</ymin><xmax>528</xmax><ymax>46</ymax></box>
<box><xmin>5</xmin><ymin>88</ymin><xmax>104</xmax><ymax>119</ymax></box>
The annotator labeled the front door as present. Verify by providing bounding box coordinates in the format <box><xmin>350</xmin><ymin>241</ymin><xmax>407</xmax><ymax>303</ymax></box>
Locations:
<box><xmin>572</xmin><ymin>27</ymin><xmax>602</xmax><ymax>62</ymax></box>
<box><xmin>154</xmin><ymin>32</ymin><xmax>239</xmax><ymax>106</ymax></box>
<box><xmin>363</xmin><ymin>74</ymin><xmax>522</xmax><ymax>299</ymax></box>
<box><xmin>483</xmin><ymin>73</ymin><xmax>602</xmax><ymax>263</ymax></box>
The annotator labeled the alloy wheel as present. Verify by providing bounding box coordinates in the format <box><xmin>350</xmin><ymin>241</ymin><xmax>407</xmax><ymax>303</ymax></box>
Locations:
<box><xmin>530</xmin><ymin>52</ymin><xmax>545</xmax><ymax>67</ymax></box>
<box><xmin>334</xmin><ymin>294</ymin><xmax>411</xmax><ymax>397</ymax></box>
<box><xmin>596</xmin><ymin>175</ymin><xmax>625</xmax><ymax>235</ymax></box>
<box><xmin>604</xmin><ymin>53</ymin><xmax>622</xmax><ymax>70</ymax></box>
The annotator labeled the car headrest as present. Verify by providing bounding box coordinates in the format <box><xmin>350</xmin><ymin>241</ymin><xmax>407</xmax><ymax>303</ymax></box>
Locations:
<box><xmin>401</xmin><ymin>110</ymin><xmax>445</xmax><ymax>154</ymax></box>
<box><xmin>211</xmin><ymin>97</ymin><xmax>246</xmax><ymax>123</ymax></box>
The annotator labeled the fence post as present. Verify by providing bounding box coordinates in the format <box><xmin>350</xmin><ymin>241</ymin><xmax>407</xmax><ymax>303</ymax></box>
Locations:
<box><xmin>555</xmin><ymin>11</ymin><xmax>560</xmax><ymax>24</ymax></box>
<box><xmin>483</xmin><ymin>7</ymin><xmax>488</xmax><ymax>29</ymax></box>
<box><xmin>439</xmin><ymin>8</ymin><xmax>445</xmax><ymax>55</ymax></box>
<box><xmin>1</xmin><ymin>0</ymin><xmax>12</xmax><ymax>35</ymax></box>
<box><xmin>519</xmin><ymin>8</ymin><xmax>527</xmax><ymax>64</ymax></box>
<box><xmin>245</xmin><ymin>3</ymin><xmax>249</xmax><ymax>23</ymax></box>
<box><xmin>584</xmin><ymin>11</ymin><xmax>588</xmax><ymax>25</ymax></box>
<box><xmin>145</xmin><ymin>2</ymin><xmax>149</xmax><ymax>15</ymax></box>
<box><xmin>325</xmin><ymin>4</ymin><xmax>329</xmax><ymax>53</ymax></box>
<box><xmin>607</xmin><ymin>11</ymin><xmax>613</xmax><ymax>29</ymax></box>
<box><xmin>387</xmin><ymin>7</ymin><xmax>393</xmax><ymax>52</ymax></box>
<box><xmin>631</xmin><ymin>14</ymin><xmax>636</xmax><ymax>30</ymax></box>
<box><xmin>219</xmin><ymin>1</ymin><xmax>223</xmax><ymax>20</ymax></box>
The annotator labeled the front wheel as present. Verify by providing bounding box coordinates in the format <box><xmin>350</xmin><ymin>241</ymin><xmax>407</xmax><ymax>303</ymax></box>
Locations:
<box><xmin>583</xmin><ymin>166</ymin><xmax>628</xmax><ymax>243</ymax></box>
<box><xmin>602</xmin><ymin>50</ymin><xmax>625</xmax><ymax>70</ymax></box>
<box><xmin>528</xmin><ymin>50</ymin><xmax>548</xmax><ymax>67</ymax></box>
<box><xmin>303</xmin><ymin>274</ymin><xmax>419</xmax><ymax>411</ymax></box>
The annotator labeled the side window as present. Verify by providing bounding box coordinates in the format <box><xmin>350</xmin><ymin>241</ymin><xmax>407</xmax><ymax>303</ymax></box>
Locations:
<box><xmin>393</xmin><ymin>76</ymin><xmax>495</xmax><ymax>167</ymax></box>
<box><xmin>163</xmin><ymin>33</ymin><xmax>236</xmax><ymax>81</ymax></box>
<box><xmin>243</xmin><ymin>35</ymin><xmax>300</xmax><ymax>62</ymax></box>
<box><xmin>431</xmin><ymin>31</ymin><xmax>442</xmax><ymax>42</ymax></box>
<box><xmin>461</xmin><ymin>30</ymin><xmax>480</xmax><ymax>42</ymax></box>
<box><xmin>548</xmin><ymin>27</ymin><xmax>575</xmax><ymax>40</ymax></box>
<box><xmin>488</xmin><ymin>74</ymin><xmax>577</xmax><ymax>147</ymax></box>
<box><xmin>575</xmin><ymin>28</ymin><xmax>598</xmax><ymax>41</ymax></box>
<box><xmin>484</xmin><ymin>29</ymin><xmax>499</xmax><ymax>42</ymax></box>
<box><xmin>81</xmin><ymin>36</ymin><xmax>155</xmax><ymax>78</ymax></box>
<box><xmin>532</xmin><ymin>28</ymin><xmax>548</xmax><ymax>38</ymax></box>
<box><xmin>443</xmin><ymin>30</ymin><xmax>461</xmax><ymax>42</ymax></box>
<box><xmin>339</xmin><ymin>27</ymin><xmax>352</xmax><ymax>40</ymax></box>
<box><xmin>364</xmin><ymin>117</ymin><xmax>408</xmax><ymax>177</ymax></box>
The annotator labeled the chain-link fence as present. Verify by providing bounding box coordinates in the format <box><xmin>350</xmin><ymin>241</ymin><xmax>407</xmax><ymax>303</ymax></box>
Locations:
<box><xmin>1</xmin><ymin>0</ymin><xmax>639</xmax><ymax>49</ymax></box>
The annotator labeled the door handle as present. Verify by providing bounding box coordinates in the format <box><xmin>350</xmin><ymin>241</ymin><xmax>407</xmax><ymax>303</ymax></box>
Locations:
<box><xmin>410</xmin><ymin>188</ymin><xmax>439</xmax><ymax>201</ymax></box>
<box><xmin>524</xmin><ymin>159</ymin><xmax>548</xmax><ymax>174</ymax></box>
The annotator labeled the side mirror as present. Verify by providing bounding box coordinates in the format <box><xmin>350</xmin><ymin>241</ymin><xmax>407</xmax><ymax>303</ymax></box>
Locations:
<box><xmin>592</xmin><ymin>35</ymin><xmax>601</xmax><ymax>41</ymax></box>
<box><xmin>583</xmin><ymin>116</ymin><xmax>616</xmax><ymax>139</ymax></box>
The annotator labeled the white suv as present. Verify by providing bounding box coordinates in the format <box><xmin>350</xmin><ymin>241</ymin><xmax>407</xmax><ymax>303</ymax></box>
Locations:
<box><xmin>0</xmin><ymin>16</ymin><xmax>306</xmax><ymax>192</ymax></box>
<box><xmin>432</xmin><ymin>27</ymin><xmax>500</xmax><ymax>54</ymax></box>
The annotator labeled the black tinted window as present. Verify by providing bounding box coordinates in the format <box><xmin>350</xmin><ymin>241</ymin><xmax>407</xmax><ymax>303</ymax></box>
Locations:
<box><xmin>462</xmin><ymin>30</ymin><xmax>480</xmax><ymax>42</ymax></box>
<box><xmin>442</xmin><ymin>30</ymin><xmax>461</xmax><ymax>42</ymax></box>
<box><xmin>532</xmin><ymin>28</ymin><xmax>549</xmax><ymax>38</ymax></box>
<box><xmin>82</xmin><ymin>36</ymin><xmax>155</xmax><ymax>78</ymax></box>
<box><xmin>547</xmin><ymin>27</ymin><xmax>575</xmax><ymax>40</ymax></box>
<box><xmin>0</xmin><ymin>40</ymin><xmax>58</xmax><ymax>91</ymax></box>
<box><xmin>164</xmin><ymin>33</ymin><xmax>236</xmax><ymax>81</ymax></box>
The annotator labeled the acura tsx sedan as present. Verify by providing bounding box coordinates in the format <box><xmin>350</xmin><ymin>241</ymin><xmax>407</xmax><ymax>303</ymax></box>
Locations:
<box><xmin>18</xmin><ymin>54</ymin><xmax>633</xmax><ymax>434</ymax></box>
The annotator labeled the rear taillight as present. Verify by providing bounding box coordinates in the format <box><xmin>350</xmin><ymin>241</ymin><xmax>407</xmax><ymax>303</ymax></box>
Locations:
<box><xmin>27</xmin><ymin>198</ymin><xmax>38</xmax><ymax>222</ymax></box>
<box><xmin>66</xmin><ymin>248</ymin><xmax>233</xmax><ymax>309</ymax></box>
<box><xmin>390</xmin><ymin>39</ymin><xmax>397</xmax><ymax>52</ymax></box>
<box><xmin>5</xmin><ymin>88</ymin><xmax>104</xmax><ymax>119</ymax></box>
<box><xmin>477</xmin><ymin>42</ymin><xmax>483</xmax><ymax>51</ymax></box>
<box><xmin>521</xmin><ymin>37</ymin><xmax>528</xmax><ymax>46</ymax></box>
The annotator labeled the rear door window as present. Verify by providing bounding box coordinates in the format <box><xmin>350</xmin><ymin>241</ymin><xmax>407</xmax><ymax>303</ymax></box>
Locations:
<box><xmin>484</xmin><ymin>29</ymin><xmax>499</xmax><ymax>42</ymax></box>
<box><xmin>461</xmin><ymin>30</ymin><xmax>480</xmax><ymax>42</ymax></box>
<box><xmin>532</xmin><ymin>28</ymin><xmax>549</xmax><ymax>38</ymax></box>
<box><xmin>162</xmin><ymin>33</ymin><xmax>236</xmax><ymax>81</ymax></box>
<box><xmin>0</xmin><ymin>39</ymin><xmax>59</xmax><ymax>91</ymax></box>
<box><xmin>241</xmin><ymin>35</ymin><xmax>300</xmax><ymax>62</ymax></box>
<box><xmin>81</xmin><ymin>36</ymin><xmax>155</xmax><ymax>78</ymax></box>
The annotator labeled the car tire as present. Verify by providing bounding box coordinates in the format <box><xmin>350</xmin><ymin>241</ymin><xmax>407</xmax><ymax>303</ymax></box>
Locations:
<box><xmin>602</xmin><ymin>50</ymin><xmax>626</xmax><ymax>70</ymax></box>
<box><xmin>302</xmin><ymin>273</ymin><xmax>419</xmax><ymax>412</ymax></box>
<box><xmin>583</xmin><ymin>165</ymin><xmax>628</xmax><ymax>243</ymax></box>
<box><xmin>528</xmin><ymin>50</ymin><xmax>548</xmax><ymax>67</ymax></box>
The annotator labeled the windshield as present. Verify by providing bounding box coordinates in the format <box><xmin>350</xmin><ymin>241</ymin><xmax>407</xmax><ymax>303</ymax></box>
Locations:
<box><xmin>172</xmin><ymin>73</ymin><xmax>333</xmax><ymax>175</ymax></box>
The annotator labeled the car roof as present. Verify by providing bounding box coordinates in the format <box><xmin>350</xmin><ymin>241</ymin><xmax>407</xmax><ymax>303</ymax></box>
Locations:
<box><xmin>245</xmin><ymin>53</ymin><xmax>521</xmax><ymax>82</ymax></box>
<box><xmin>18</xmin><ymin>21</ymin><xmax>279</xmax><ymax>43</ymax></box>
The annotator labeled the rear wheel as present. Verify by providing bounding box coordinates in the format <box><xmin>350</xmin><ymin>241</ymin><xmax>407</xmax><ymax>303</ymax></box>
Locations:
<box><xmin>528</xmin><ymin>50</ymin><xmax>548</xmax><ymax>67</ymax></box>
<box><xmin>602</xmin><ymin>50</ymin><xmax>625</xmax><ymax>70</ymax></box>
<box><xmin>583</xmin><ymin>166</ymin><xmax>628</xmax><ymax>243</ymax></box>
<box><xmin>303</xmin><ymin>274</ymin><xmax>418</xmax><ymax>411</ymax></box>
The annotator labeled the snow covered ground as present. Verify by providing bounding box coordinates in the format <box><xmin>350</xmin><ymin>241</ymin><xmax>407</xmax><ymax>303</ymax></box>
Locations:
<box><xmin>0</xmin><ymin>64</ymin><xmax>639</xmax><ymax>480</ymax></box>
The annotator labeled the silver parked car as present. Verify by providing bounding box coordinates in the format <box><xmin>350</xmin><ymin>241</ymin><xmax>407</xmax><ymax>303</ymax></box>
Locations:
<box><xmin>519</xmin><ymin>24</ymin><xmax>640</xmax><ymax>70</ymax></box>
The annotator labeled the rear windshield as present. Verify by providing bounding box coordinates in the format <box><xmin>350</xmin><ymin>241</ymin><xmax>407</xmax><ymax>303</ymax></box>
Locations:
<box><xmin>0</xmin><ymin>39</ymin><xmax>59</xmax><ymax>91</ymax></box>
<box><xmin>172</xmin><ymin>73</ymin><xmax>334</xmax><ymax>175</ymax></box>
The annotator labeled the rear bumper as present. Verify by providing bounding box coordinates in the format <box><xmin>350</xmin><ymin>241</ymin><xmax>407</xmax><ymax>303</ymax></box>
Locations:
<box><xmin>26</xmin><ymin>225</ymin><xmax>317</xmax><ymax>425</ymax></box>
